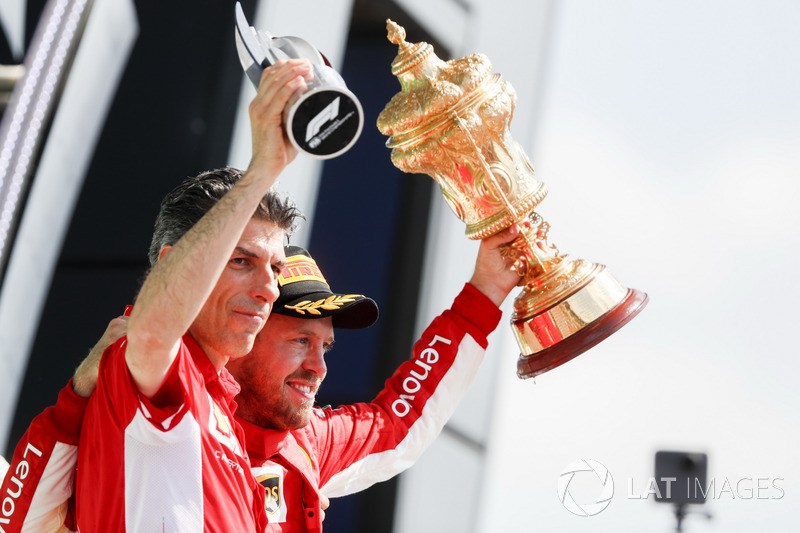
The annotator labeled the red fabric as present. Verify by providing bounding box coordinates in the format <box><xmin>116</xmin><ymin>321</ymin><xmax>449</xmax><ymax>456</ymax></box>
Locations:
<box><xmin>75</xmin><ymin>334</ymin><xmax>267</xmax><ymax>532</ymax></box>
<box><xmin>0</xmin><ymin>380</ymin><xmax>87</xmax><ymax>532</ymax></box>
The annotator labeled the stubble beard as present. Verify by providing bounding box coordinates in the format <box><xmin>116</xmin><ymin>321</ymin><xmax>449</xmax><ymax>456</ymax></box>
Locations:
<box><xmin>253</xmin><ymin>396</ymin><xmax>313</xmax><ymax>431</ymax></box>
<box><xmin>236</xmin><ymin>381</ymin><xmax>315</xmax><ymax>431</ymax></box>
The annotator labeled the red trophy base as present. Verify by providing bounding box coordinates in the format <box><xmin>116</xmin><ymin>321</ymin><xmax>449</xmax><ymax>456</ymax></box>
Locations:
<box><xmin>516</xmin><ymin>289</ymin><xmax>648</xmax><ymax>379</ymax></box>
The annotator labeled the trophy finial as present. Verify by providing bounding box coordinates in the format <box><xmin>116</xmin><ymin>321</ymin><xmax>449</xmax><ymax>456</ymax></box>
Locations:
<box><xmin>384</xmin><ymin>20</ymin><xmax>437</xmax><ymax>79</ymax></box>
<box><xmin>386</xmin><ymin>19</ymin><xmax>406</xmax><ymax>46</ymax></box>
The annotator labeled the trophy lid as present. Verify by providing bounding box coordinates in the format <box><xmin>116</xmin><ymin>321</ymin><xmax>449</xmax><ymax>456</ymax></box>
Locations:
<box><xmin>378</xmin><ymin>20</ymin><xmax>495</xmax><ymax>137</ymax></box>
<box><xmin>387</xmin><ymin>20</ymin><xmax>441</xmax><ymax>81</ymax></box>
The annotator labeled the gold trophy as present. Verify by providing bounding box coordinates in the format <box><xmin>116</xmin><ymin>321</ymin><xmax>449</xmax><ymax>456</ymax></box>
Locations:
<box><xmin>377</xmin><ymin>21</ymin><xmax>648</xmax><ymax>379</ymax></box>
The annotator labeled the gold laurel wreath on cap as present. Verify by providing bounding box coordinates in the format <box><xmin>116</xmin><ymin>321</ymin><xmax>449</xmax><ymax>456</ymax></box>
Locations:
<box><xmin>284</xmin><ymin>295</ymin><xmax>364</xmax><ymax>315</ymax></box>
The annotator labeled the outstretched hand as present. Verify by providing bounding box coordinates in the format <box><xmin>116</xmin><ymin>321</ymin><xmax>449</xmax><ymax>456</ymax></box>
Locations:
<box><xmin>73</xmin><ymin>314</ymin><xmax>129</xmax><ymax>397</ymax></box>
<box><xmin>247</xmin><ymin>59</ymin><xmax>313</xmax><ymax>177</ymax></box>
<box><xmin>469</xmin><ymin>224</ymin><xmax>523</xmax><ymax>307</ymax></box>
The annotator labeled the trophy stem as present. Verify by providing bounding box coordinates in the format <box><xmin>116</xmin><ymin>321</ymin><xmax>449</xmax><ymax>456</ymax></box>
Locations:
<box><xmin>500</xmin><ymin>211</ymin><xmax>564</xmax><ymax>282</ymax></box>
<box><xmin>506</xmin><ymin>218</ymin><xmax>648</xmax><ymax>379</ymax></box>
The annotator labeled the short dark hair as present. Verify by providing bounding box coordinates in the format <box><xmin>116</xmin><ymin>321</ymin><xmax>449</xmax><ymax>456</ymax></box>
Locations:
<box><xmin>147</xmin><ymin>167</ymin><xmax>303</xmax><ymax>266</ymax></box>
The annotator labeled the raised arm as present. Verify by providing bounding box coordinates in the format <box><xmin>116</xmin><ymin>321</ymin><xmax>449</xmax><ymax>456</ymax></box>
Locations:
<box><xmin>125</xmin><ymin>60</ymin><xmax>312</xmax><ymax>397</ymax></box>
<box><xmin>316</xmin><ymin>225</ymin><xmax>521</xmax><ymax>496</ymax></box>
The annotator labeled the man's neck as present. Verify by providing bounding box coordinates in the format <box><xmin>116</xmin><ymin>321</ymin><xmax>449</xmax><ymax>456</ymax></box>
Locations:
<box><xmin>207</xmin><ymin>351</ymin><xmax>229</xmax><ymax>372</ymax></box>
<box><xmin>187</xmin><ymin>331</ymin><xmax>229</xmax><ymax>372</ymax></box>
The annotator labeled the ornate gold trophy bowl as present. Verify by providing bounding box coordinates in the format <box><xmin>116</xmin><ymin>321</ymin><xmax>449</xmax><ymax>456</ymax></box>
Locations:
<box><xmin>377</xmin><ymin>21</ymin><xmax>648</xmax><ymax>378</ymax></box>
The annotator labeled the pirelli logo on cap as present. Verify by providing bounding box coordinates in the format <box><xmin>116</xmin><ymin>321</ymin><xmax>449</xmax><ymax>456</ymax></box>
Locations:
<box><xmin>279</xmin><ymin>255</ymin><xmax>328</xmax><ymax>287</ymax></box>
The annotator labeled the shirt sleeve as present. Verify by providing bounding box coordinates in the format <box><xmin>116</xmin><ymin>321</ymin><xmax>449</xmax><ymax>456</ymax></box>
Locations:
<box><xmin>315</xmin><ymin>283</ymin><xmax>502</xmax><ymax>497</ymax></box>
<box><xmin>98</xmin><ymin>336</ymin><xmax>187</xmax><ymax>429</ymax></box>
<box><xmin>0</xmin><ymin>380</ymin><xmax>87</xmax><ymax>533</ymax></box>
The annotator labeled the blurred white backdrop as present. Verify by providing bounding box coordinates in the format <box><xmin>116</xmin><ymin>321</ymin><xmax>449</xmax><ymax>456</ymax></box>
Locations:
<box><xmin>474</xmin><ymin>1</ymin><xmax>800</xmax><ymax>531</ymax></box>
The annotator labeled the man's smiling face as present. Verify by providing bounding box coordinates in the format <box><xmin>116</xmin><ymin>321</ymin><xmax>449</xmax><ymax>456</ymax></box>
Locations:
<box><xmin>227</xmin><ymin>313</ymin><xmax>333</xmax><ymax>430</ymax></box>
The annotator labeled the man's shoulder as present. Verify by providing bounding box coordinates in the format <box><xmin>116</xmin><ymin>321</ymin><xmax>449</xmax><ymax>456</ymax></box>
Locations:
<box><xmin>98</xmin><ymin>335</ymin><xmax>129</xmax><ymax>371</ymax></box>
<box><xmin>92</xmin><ymin>335</ymin><xmax>203</xmax><ymax>415</ymax></box>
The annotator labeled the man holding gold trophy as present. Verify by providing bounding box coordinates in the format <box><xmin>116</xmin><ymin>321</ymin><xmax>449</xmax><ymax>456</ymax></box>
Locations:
<box><xmin>0</xmin><ymin>13</ymin><xmax>646</xmax><ymax>533</ymax></box>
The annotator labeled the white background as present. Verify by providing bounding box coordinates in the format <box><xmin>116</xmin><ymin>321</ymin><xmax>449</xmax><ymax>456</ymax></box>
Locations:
<box><xmin>474</xmin><ymin>1</ymin><xmax>800</xmax><ymax>531</ymax></box>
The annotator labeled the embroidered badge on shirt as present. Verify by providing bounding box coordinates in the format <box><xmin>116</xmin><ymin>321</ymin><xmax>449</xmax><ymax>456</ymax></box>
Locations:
<box><xmin>259</xmin><ymin>474</ymin><xmax>281</xmax><ymax>514</ymax></box>
<box><xmin>206</xmin><ymin>394</ymin><xmax>242</xmax><ymax>456</ymax></box>
<box><xmin>252</xmin><ymin>465</ymin><xmax>287</xmax><ymax>523</ymax></box>
<box><xmin>212</xmin><ymin>400</ymin><xmax>232</xmax><ymax>436</ymax></box>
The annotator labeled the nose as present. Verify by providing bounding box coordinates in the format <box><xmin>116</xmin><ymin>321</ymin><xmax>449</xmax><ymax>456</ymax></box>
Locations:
<box><xmin>253</xmin><ymin>266</ymin><xmax>280</xmax><ymax>304</ymax></box>
<box><xmin>303</xmin><ymin>345</ymin><xmax>327</xmax><ymax>378</ymax></box>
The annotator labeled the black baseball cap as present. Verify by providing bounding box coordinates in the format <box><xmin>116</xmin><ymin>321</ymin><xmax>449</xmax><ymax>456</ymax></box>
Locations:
<box><xmin>272</xmin><ymin>246</ymin><xmax>379</xmax><ymax>329</ymax></box>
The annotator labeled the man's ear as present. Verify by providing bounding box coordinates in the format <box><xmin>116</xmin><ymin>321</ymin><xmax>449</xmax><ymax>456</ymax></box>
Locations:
<box><xmin>157</xmin><ymin>245</ymin><xmax>172</xmax><ymax>262</ymax></box>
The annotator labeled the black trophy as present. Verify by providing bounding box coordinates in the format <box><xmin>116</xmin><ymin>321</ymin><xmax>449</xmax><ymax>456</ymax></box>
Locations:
<box><xmin>234</xmin><ymin>2</ymin><xmax>363</xmax><ymax>159</ymax></box>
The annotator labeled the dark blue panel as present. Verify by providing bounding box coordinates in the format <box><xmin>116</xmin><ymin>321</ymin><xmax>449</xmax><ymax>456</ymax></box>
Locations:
<box><xmin>310</xmin><ymin>31</ymin><xmax>408</xmax><ymax>404</ymax></box>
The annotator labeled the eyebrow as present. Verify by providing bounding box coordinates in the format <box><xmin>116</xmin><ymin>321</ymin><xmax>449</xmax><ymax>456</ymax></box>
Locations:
<box><xmin>234</xmin><ymin>246</ymin><xmax>286</xmax><ymax>268</ymax></box>
<box><xmin>234</xmin><ymin>246</ymin><xmax>259</xmax><ymax>258</ymax></box>
<box><xmin>296</xmin><ymin>328</ymin><xmax>335</xmax><ymax>343</ymax></box>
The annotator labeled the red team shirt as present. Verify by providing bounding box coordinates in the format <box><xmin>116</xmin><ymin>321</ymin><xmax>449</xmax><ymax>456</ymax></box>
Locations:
<box><xmin>242</xmin><ymin>284</ymin><xmax>500</xmax><ymax>531</ymax></box>
<box><xmin>75</xmin><ymin>333</ymin><xmax>266</xmax><ymax>532</ymax></box>
<box><xmin>1</xmin><ymin>284</ymin><xmax>499</xmax><ymax>532</ymax></box>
